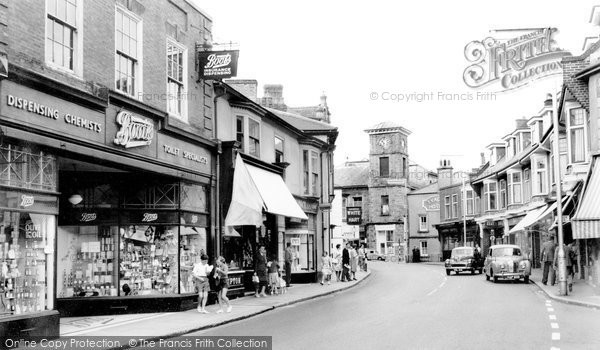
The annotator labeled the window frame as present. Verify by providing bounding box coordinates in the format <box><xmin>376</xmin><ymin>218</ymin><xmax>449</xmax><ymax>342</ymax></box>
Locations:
<box><xmin>523</xmin><ymin>168</ymin><xmax>531</xmax><ymax>203</ymax></box>
<box><xmin>532</xmin><ymin>156</ymin><xmax>548</xmax><ymax>195</ymax></box>
<box><xmin>381</xmin><ymin>195</ymin><xmax>390</xmax><ymax>216</ymax></box>
<box><xmin>418</xmin><ymin>215</ymin><xmax>428</xmax><ymax>232</ymax></box>
<box><xmin>499</xmin><ymin>179</ymin><xmax>507</xmax><ymax>209</ymax></box>
<box><xmin>566</xmin><ymin>107</ymin><xmax>588</xmax><ymax>164</ymax></box>
<box><xmin>507</xmin><ymin>170</ymin><xmax>522</xmax><ymax>205</ymax></box>
<box><xmin>235</xmin><ymin>114</ymin><xmax>261</xmax><ymax>158</ymax></box>
<box><xmin>451</xmin><ymin>194</ymin><xmax>458</xmax><ymax>219</ymax></box>
<box><xmin>485</xmin><ymin>181</ymin><xmax>498</xmax><ymax>211</ymax></box>
<box><xmin>466</xmin><ymin>189</ymin><xmax>474</xmax><ymax>215</ymax></box>
<box><xmin>379</xmin><ymin>156</ymin><xmax>390</xmax><ymax>177</ymax></box>
<box><xmin>444</xmin><ymin>196</ymin><xmax>451</xmax><ymax>220</ymax></box>
<box><xmin>114</xmin><ymin>4</ymin><xmax>143</xmax><ymax>98</ymax></box>
<box><xmin>45</xmin><ymin>0</ymin><xmax>83</xmax><ymax>76</ymax></box>
<box><xmin>420</xmin><ymin>241</ymin><xmax>428</xmax><ymax>256</ymax></box>
<box><xmin>274</xmin><ymin>135</ymin><xmax>284</xmax><ymax>163</ymax></box>
<box><xmin>166</xmin><ymin>38</ymin><xmax>188</xmax><ymax>121</ymax></box>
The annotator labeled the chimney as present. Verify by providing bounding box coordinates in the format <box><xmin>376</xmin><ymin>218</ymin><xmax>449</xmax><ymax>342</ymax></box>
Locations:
<box><xmin>437</xmin><ymin>159</ymin><xmax>454</xmax><ymax>188</ymax></box>
<box><xmin>320</xmin><ymin>92</ymin><xmax>327</xmax><ymax>107</ymax></box>
<box><xmin>260</xmin><ymin>84</ymin><xmax>287</xmax><ymax>111</ymax></box>
<box><xmin>516</xmin><ymin>118</ymin><xmax>528</xmax><ymax>129</ymax></box>
<box><xmin>223</xmin><ymin>79</ymin><xmax>258</xmax><ymax>101</ymax></box>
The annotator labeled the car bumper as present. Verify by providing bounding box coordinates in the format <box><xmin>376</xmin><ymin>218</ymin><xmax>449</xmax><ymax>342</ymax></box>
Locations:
<box><xmin>495</xmin><ymin>271</ymin><xmax>528</xmax><ymax>279</ymax></box>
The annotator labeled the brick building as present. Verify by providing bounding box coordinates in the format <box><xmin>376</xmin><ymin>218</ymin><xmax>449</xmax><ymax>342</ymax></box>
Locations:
<box><xmin>0</xmin><ymin>0</ymin><xmax>218</xmax><ymax>336</ymax></box>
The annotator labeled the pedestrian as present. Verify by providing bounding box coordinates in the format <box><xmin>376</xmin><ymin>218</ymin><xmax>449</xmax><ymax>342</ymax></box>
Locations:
<box><xmin>254</xmin><ymin>246</ymin><xmax>268</xmax><ymax>297</ymax></box>
<box><xmin>412</xmin><ymin>246</ymin><xmax>418</xmax><ymax>263</ymax></box>
<box><xmin>554</xmin><ymin>243</ymin><xmax>574</xmax><ymax>292</ymax></box>
<box><xmin>358</xmin><ymin>244</ymin><xmax>366</xmax><ymax>271</ymax></box>
<box><xmin>350</xmin><ymin>244</ymin><xmax>358</xmax><ymax>281</ymax></box>
<box><xmin>320</xmin><ymin>252</ymin><xmax>332</xmax><ymax>285</ymax></box>
<box><xmin>333</xmin><ymin>244</ymin><xmax>343</xmax><ymax>282</ymax></box>
<box><xmin>192</xmin><ymin>254</ymin><xmax>212</xmax><ymax>313</ymax></box>
<box><xmin>284</xmin><ymin>242</ymin><xmax>293</xmax><ymax>287</ymax></box>
<box><xmin>267</xmin><ymin>254</ymin><xmax>280</xmax><ymax>295</ymax></box>
<box><xmin>342</xmin><ymin>242</ymin><xmax>351</xmax><ymax>282</ymax></box>
<box><xmin>541</xmin><ymin>235</ymin><xmax>556</xmax><ymax>286</ymax></box>
<box><xmin>214</xmin><ymin>256</ymin><xmax>232</xmax><ymax>313</ymax></box>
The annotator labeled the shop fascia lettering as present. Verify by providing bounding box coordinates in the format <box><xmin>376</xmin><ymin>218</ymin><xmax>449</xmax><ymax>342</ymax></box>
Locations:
<box><xmin>163</xmin><ymin>144</ymin><xmax>208</xmax><ymax>164</ymax></box>
<box><xmin>114</xmin><ymin>111</ymin><xmax>154</xmax><ymax>149</ymax></box>
<box><xmin>6</xmin><ymin>94</ymin><xmax>102</xmax><ymax>133</ymax></box>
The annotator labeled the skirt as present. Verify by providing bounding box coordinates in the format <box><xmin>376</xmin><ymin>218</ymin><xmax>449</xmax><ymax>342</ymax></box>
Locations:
<box><xmin>268</xmin><ymin>272</ymin><xmax>279</xmax><ymax>285</ymax></box>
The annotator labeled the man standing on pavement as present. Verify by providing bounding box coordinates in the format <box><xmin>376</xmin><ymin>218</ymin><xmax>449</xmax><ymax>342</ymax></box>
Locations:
<box><xmin>342</xmin><ymin>242</ymin><xmax>351</xmax><ymax>282</ymax></box>
<box><xmin>284</xmin><ymin>242</ymin><xmax>293</xmax><ymax>287</ymax></box>
<box><xmin>541</xmin><ymin>235</ymin><xmax>556</xmax><ymax>286</ymax></box>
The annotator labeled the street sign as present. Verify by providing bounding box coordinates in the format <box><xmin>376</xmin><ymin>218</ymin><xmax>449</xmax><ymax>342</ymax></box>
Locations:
<box><xmin>346</xmin><ymin>206</ymin><xmax>362</xmax><ymax>225</ymax></box>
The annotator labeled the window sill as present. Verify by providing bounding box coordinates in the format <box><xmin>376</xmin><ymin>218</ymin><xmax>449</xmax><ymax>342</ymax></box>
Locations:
<box><xmin>44</xmin><ymin>62</ymin><xmax>84</xmax><ymax>81</ymax></box>
<box><xmin>168</xmin><ymin>112</ymin><xmax>188</xmax><ymax>124</ymax></box>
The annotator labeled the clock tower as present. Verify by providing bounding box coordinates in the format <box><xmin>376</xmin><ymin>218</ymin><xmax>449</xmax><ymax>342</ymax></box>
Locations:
<box><xmin>363</xmin><ymin>121</ymin><xmax>412</xmax><ymax>257</ymax></box>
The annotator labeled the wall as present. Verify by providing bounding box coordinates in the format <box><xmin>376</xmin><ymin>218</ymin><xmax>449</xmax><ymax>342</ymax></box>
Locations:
<box><xmin>408</xmin><ymin>190</ymin><xmax>441</xmax><ymax>262</ymax></box>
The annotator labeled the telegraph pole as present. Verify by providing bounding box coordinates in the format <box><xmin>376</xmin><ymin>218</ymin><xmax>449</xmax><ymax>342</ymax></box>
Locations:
<box><xmin>550</xmin><ymin>91</ymin><xmax>568</xmax><ymax>296</ymax></box>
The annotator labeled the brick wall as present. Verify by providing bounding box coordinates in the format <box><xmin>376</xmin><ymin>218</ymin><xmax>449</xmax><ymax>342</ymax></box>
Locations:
<box><xmin>6</xmin><ymin>0</ymin><xmax>214</xmax><ymax>138</ymax></box>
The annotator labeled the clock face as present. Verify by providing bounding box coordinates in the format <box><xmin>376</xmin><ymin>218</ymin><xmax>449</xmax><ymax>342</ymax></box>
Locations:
<box><xmin>378</xmin><ymin>137</ymin><xmax>391</xmax><ymax>149</ymax></box>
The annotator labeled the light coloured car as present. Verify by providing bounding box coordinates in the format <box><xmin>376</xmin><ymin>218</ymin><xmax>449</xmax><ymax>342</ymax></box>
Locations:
<box><xmin>366</xmin><ymin>250</ymin><xmax>384</xmax><ymax>261</ymax></box>
<box><xmin>484</xmin><ymin>244</ymin><xmax>531</xmax><ymax>283</ymax></box>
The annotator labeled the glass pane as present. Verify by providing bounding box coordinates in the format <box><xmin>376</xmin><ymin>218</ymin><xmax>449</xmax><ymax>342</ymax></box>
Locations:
<box><xmin>57</xmin><ymin>226</ymin><xmax>119</xmax><ymax>298</ymax></box>
<box><xmin>64</xmin><ymin>26</ymin><xmax>72</xmax><ymax>48</ymax></box>
<box><xmin>53</xmin><ymin>21</ymin><xmax>63</xmax><ymax>43</ymax></box>
<box><xmin>122</xmin><ymin>36</ymin><xmax>129</xmax><ymax>56</ymax></box>
<box><xmin>249</xmin><ymin>119</ymin><xmax>259</xmax><ymax>137</ymax></box>
<box><xmin>120</xmin><ymin>55</ymin><xmax>127</xmax><ymax>73</ymax></box>
<box><xmin>180</xmin><ymin>226</ymin><xmax>207</xmax><ymax>294</ymax></box>
<box><xmin>130</xmin><ymin>38</ymin><xmax>137</xmax><ymax>58</ymax></box>
<box><xmin>47</xmin><ymin>0</ymin><xmax>56</xmax><ymax>17</ymax></box>
<box><xmin>64</xmin><ymin>47</ymin><xmax>72</xmax><ymax>70</ymax></box>
<box><xmin>46</xmin><ymin>18</ymin><xmax>53</xmax><ymax>40</ymax></box>
<box><xmin>119</xmin><ymin>225</ymin><xmax>179</xmax><ymax>295</ymax></box>
<box><xmin>66</xmin><ymin>2</ymin><xmax>76</xmax><ymax>26</ymax></box>
<box><xmin>53</xmin><ymin>42</ymin><xmax>63</xmax><ymax>66</ymax></box>
<box><xmin>56</xmin><ymin>0</ymin><xmax>66</xmax><ymax>21</ymax></box>
<box><xmin>115</xmin><ymin>71</ymin><xmax>121</xmax><ymax>90</ymax></box>
<box><xmin>116</xmin><ymin>11</ymin><xmax>122</xmax><ymax>35</ymax></box>
<box><xmin>122</xmin><ymin>15</ymin><xmax>129</xmax><ymax>37</ymax></box>
<box><xmin>129</xmin><ymin>18</ymin><xmax>137</xmax><ymax>40</ymax></box>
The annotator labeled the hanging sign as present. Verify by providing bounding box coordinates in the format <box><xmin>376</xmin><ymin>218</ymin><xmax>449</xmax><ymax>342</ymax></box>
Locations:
<box><xmin>197</xmin><ymin>50</ymin><xmax>239</xmax><ymax>80</ymax></box>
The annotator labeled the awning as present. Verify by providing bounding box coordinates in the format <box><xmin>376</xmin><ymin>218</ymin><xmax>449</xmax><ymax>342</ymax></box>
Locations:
<box><xmin>508</xmin><ymin>205</ymin><xmax>548</xmax><ymax>234</ymax></box>
<box><xmin>224</xmin><ymin>154</ymin><xmax>308</xmax><ymax>227</ymax></box>
<box><xmin>572</xmin><ymin>157</ymin><xmax>600</xmax><ymax>239</ymax></box>
<box><xmin>536</xmin><ymin>195</ymin><xmax>571</xmax><ymax>223</ymax></box>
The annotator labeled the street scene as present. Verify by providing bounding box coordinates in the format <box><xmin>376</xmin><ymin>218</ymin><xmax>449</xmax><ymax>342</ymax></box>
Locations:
<box><xmin>1</xmin><ymin>0</ymin><xmax>600</xmax><ymax>349</ymax></box>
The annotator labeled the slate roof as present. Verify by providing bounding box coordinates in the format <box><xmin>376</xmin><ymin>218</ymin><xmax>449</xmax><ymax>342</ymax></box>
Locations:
<box><xmin>334</xmin><ymin>163</ymin><xmax>370</xmax><ymax>188</ymax></box>
<box><xmin>408</xmin><ymin>182</ymin><xmax>439</xmax><ymax>195</ymax></box>
<box><xmin>266</xmin><ymin>108</ymin><xmax>337</xmax><ymax>132</ymax></box>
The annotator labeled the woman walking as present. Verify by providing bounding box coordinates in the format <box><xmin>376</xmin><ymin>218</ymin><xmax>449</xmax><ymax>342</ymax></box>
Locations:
<box><xmin>320</xmin><ymin>252</ymin><xmax>332</xmax><ymax>285</ymax></box>
<box><xmin>214</xmin><ymin>256</ymin><xmax>232</xmax><ymax>313</ymax></box>
<box><xmin>350</xmin><ymin>244</ymin><xmax>358</xmax><ymax>281</ymax></box>
<box><xmin>254</xmin><ymin>246</ymin><xmax>268</xmax><ymax>297</ymax></box>
<box><xmin>333</xmin><ymin>244</ymin><xmax>343</xmax><ymax>282</ymax></box>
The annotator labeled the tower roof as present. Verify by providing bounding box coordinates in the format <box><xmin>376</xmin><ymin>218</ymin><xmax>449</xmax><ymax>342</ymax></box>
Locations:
<box><xmin>364</xmin><ymin>121</ymin><xmax>411</xmax><ymax>135</ymax></box>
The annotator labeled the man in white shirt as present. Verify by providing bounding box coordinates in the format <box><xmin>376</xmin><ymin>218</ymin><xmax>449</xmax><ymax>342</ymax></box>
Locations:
<box><xmin>193</xmin><ymin>254</ymin><xmax>213</xmax><ymax>313</ymax></box>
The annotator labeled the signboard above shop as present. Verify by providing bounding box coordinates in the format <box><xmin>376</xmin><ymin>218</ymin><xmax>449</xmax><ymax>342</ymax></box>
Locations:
<box><xmin>422</xmin><ymin>196</ymin><xmax>440</xmax><ymax>211</ymax></box>
<box><xmin>346</xmin><ymin>207</ymin><xmax>362</xmax><ymax>225</ymax></box>
<box><xmin>197</xmin><ymin>50</ymin><xmax>239</xmax><ymax>80</ymax></box>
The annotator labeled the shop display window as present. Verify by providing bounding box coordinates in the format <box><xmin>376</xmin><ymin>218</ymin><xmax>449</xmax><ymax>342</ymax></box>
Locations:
<box><xmin>1</xmin><ymin>212</ymin><xmax>55</xmax><ymax>317</ymax></box>
<box><xmin>57</xmin><ymin>225</ymin><xmax>119</xmax><ymax>298</ymax></box>
<box><xmin>288</xmin><ymin>234</ymin><xmax>315</xmax><ymax>272</ymax></box>
<box><xmin>179</xmin><ymin>226</ymin><xmax>207</xmax><ymax>294</ymax></box>
<box><xmin>119</xmin><ymin>225</ymin><xmax>179</xmax><ymax>296</ymax></box>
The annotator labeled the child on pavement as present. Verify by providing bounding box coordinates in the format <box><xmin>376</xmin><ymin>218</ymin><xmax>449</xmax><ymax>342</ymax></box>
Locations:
<box><xmin>267</xmin><ymin>255</ymin><xmax>280</xmax><ymax>295</ymax></box>
<box><xmin>192</xmin><ymin>254</ymin><xmax>212</xmax><ymax>313</ymax></box>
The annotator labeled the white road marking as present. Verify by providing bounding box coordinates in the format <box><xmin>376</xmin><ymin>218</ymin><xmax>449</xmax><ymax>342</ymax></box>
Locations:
<box><xmin>549</xmin><ymin>315</ymin><xmax>557</xmax><ymax>320</ymax></box>
<box><xmin>551</xmin><ymin>323</ymin><xmax>559</xmax><ymax>329</ymax></box>
<box><xmin>547</xmin><ymin>308</ymin><xmax>554</xmax><ymax>312</ymax></box>
<box><xmin>550</xmin><ymin>347</ymin><xmax>560</xmax><ymax>350</ymax></box>
<box><xmin>426</xmin><ymin>288</ymin><xmax>438</xmax><ymax>296</ymax></box>
<box><xmin>546</xmin><ymin>299</ymin><xmax>551</xmax><ymax>303</ymax></box>
<box><xmin>552</xmin><ymin>333</ymin><xmax>560</xmax><ymax>340</ymax></box>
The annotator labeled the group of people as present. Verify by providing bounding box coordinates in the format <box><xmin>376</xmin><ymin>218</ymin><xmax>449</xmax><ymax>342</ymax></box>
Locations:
<box><xmin>320</xmin><ymin>242</ymin><xmax>367</xmax><ymax>285</ymax></box>
<box><xmin>192</xmin><ymin>254</ymin><xmax>232</xmax><ymax>314</ymax></box>
<box><xmin>541</xmin><ymin>236</ymin><xmax>579</xmax><ymax>292</ymax></box>
<box><xmin>252</xmin><ymin>245</ymin><xmax>291</xmax><ymax>297</ymax></box>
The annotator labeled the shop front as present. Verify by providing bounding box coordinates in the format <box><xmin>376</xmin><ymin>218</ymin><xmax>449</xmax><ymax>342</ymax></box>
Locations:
<box><xmin>0</xmin><ymin>72</ymin><xmax>216</xmax><ymax>325</ymax></box>
<box><xmin>437</xmin><ymin>221</ymin><xmax>479</xmax><ymax>260</ymax></box>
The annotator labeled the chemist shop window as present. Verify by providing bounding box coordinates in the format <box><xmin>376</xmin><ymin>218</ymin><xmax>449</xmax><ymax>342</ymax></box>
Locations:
<box><xmin>1</xmin><ymin>212</ymin><xmax>56</xmax><ymax>317</ymax></box>
<box><xmin>180</xmin><ymin>226</ymin><xmax>207</xmax><ymax>294</ymax></box>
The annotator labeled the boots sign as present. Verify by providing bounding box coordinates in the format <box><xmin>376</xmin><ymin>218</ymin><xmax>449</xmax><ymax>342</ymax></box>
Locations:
<box><xmin>197</xmin><ymin>50</ymin><xmax>239</xmax><ymax>80</ymax></box>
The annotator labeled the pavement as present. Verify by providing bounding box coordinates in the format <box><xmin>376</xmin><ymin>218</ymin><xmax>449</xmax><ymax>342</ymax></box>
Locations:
<box><xmin>58</xmin><ymin>269</ymin><xmax>371</xmax><ymax>341</ymax></box>
<box><xmin>423</xmin><ymin>261</ymin><xmax>600</xmax><ymax>309</ymax></box>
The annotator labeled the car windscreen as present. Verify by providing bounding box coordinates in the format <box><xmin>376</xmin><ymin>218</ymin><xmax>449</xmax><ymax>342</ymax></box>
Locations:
<box><xmin>451</xmin><ymin>248</ymin><xmax>473</xmax><ymax>258</ymax></box>
<box><xmin>492</xmin><ymin>247</ymin><xmax>521</xmax><ymax>257</ymax></box>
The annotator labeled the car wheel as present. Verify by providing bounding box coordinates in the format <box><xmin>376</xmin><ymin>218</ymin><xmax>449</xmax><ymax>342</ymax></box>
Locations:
<box><xmin>471</xmin><ymin>269</ymin><xmax>475</xmax><ymax>275</ymax></box>
<box><xmin>524</xmin><ymin>276</ymin><xmax>529</xmax><ymax>284</ymax></box>
<box><xmin>493</xmin><ymin>275</ymin><xmax>498</xmax><ymax>283</ymax></box>
<box><xmin>479</xmin><ymin>269</ymin><xmax>483</xmax><ymax>274</ymax></box>
<box><xmin>446</xmin><ymin>270</ymin><xmax>450</xmax><ymax>276</ymax></box>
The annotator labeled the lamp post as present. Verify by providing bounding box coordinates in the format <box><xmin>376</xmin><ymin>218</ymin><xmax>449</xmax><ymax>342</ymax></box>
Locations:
<box><xmin>550</xmin><ymin>91</ymin><xmax>568</xmax><ymax>296</ymax></box>
<box><xmin>462</xmin><ymin>176</ymin><xmax>468</xmax><ymax>247</ymax></box>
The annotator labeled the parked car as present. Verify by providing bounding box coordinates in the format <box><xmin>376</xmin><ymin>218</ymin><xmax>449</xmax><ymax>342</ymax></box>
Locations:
<box><xmin>484</xmin><ymin>244</ymin><xmax>531</xmax><ymax>283</ymax></box>
<box><xmin>444</xmin><ymin>247</ymin><xmax>483</xmax><ymax>275</ymax></box>
<box><xmin>366</xmin><ymin>250</ymin><xmax>384</xmax><ymax>261</ymax></box>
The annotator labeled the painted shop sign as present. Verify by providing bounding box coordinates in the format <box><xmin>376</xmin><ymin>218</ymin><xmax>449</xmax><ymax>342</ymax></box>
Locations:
<box><xmin>0</xmin><ymin>80</ymin><xmax>105</xmax><ymax>143</ymax></box>
<box><xmin>346</xmin><ymin>206</ymin><xmax>362</xmax><ymax>225</ymax></box>
<box><xmin>162</xmin><ymin>144</ymin><xmax>208</xmax><ymax>164</ymax></box>
<box><xmin>157</xmin><ymin>134</ymin><xmax>212</xmax><ymax>174</ymax></box>
<box><xmin>463</xmin><ymin>28</ymin><xmax>570</xmax><ymax>91</ymax></box>
<box><xmin>113</xmin><ymin>111</ymin><xmax>154</xmax><ymax>149</ymax></box>
<box><xmin>422</xmin><ymin>196</ymin><xmax>440</xmax><ymax>211</ymax></box>
<box><xmin>197</xmin><ymin>50</ymin><xmax>239</xmax><ymax>80</ymax></box>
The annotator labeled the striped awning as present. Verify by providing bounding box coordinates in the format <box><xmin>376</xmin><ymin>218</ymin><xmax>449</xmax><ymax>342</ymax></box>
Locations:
<box><xmin>572</xmin><ymin>157</ymin><xmax>600</xmax><ymax>239</ymax></box>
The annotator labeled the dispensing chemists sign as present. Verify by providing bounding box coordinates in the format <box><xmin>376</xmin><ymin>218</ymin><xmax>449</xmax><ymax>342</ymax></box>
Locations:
<box><xmin>463</xmin><ymin>28</ymin><xmax>570</xmax><ymax>91</ymax></box>
<box><xmin>197</xmin><ymin>50</ymin><xmax>239</xmax><ymax>80</ymax></box>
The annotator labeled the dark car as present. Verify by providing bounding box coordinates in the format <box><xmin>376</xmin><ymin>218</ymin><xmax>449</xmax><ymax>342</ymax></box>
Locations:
<box><xmin>445</xmin><ymin>247</ymin><xmax>483</xmax><ymax>275</ymax></box>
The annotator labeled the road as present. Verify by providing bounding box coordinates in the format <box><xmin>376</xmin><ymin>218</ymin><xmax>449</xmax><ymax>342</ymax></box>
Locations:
<box><xmin>185</xmin><ymin>262</ymin><xmax>600</xmax><ymax>350</ymax></box>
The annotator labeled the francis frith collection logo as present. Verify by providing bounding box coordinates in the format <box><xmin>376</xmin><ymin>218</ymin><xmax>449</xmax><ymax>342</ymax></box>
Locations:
<box><xmin>463</xmin><ymin>28</ymin><xmax>570</xmax><ymax>91</ymax></box>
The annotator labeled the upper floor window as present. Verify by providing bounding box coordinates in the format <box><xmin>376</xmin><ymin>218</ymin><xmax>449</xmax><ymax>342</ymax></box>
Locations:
<box><xmin>402</xmin><ymin>157</ymin><xmax>407</xmax><ymax>178</ymax></box>
<box><xmin>352</xmin><ymin>196</ymin><xmax>363</xmax><ymax>209</ymax></box>
<box><xmin>381</xmin><ymin>195</ymin><xmax>390</xmax><ymax>216</ymax></box>
<box><xmin>419</xmin><ymin>215</ymin><xmax>428</xmax><ymax>232</ymax></box>
<box><xmin>499</xmin><ymin>180</ymin><xmax>507</xmax><ymax>209</ymax></box>
<box><xmin>303</xmin><ymin>150</ymin><xmax>319</xmax><ymax>196</ymax></box>
<box><xmin>311</xmin><ymin>151</ymin><xmax>319</xmax><ymax>196</ymax></box>
<box><xmin>451</xmin><ymin>194</ymin><xmax>458</xmax><ymax>218</ymax></box>
<box><xmin>274</xmin><ymin>136</ymin><xmax>284</xmax><ymax>163</ymax></box>
<box><xmin>379</xmin><ymin>157</ymin><xmax>389</xmax><ymax>177</ymax></box>
<box><xmin>466</xmin><ymin>189</ymin><xmax>474</xmax><ymax>215</ymax></box>
<box><xmin>567</xmin><ymin>108</ymin><xmax>587</xmax><ymax>164</ymax></box>
<box><xmin>166</xmin><ymin>40</ymin><xmax>187</xmax><ymax>120</ymax></box>
<box><xmin>508</xmin><ymin>172</ymin><xmax>522</xmax><ymax>205</ymax></box>
<box><xmin>484</xmin><ymin>181</ymin><xmax>497</xmax><ymax>211</ymax></box>
<box><xmin>523</xmin><ymin>169</ymin><xmax>531</xmax><ymax>203</ymax></box>
<box><xmin>444</xmin><ymin>196</ymin><xmax>450</xmax><ymax>220</ymax></box>
<box><xmin>533</xmin><ymin>157</ymin><xmax>548</xmax><ymax>195</ymax></box>
<box><xmin>522</xmin><ymin>132</ymin><xmax>531</xmax><ymax>149</ymax></box>
<box><xmin>115</xmin><ymin>7</ymin><xmax>142</xmax><ymax>96</ymax></box>
<box><xmin>248</xmin><ymin>119</ymin><xmax>260</xmax><ymax>157</ymax></box>
<box><xmin>46</xmin><ymin>0</ymin><xmax>80</xmax><ymax>73</ymax></box>
<box><xmin>236</xmin><ymin>116</ymin><xmax>244</xmax><ymax>151</ymax></box>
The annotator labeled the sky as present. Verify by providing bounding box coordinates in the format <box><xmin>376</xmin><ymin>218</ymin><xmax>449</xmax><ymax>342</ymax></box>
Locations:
<box><xmin>193</xmin><ymin>0</ymin><xmax>600</xmax><ymax>172</ymax></box>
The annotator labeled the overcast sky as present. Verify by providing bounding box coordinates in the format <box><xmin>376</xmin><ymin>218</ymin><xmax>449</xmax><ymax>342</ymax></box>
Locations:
<box><xmin>194</xmin><ymin>0</ymin><xmax>599</xmax><ymax>172</ymax></box>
